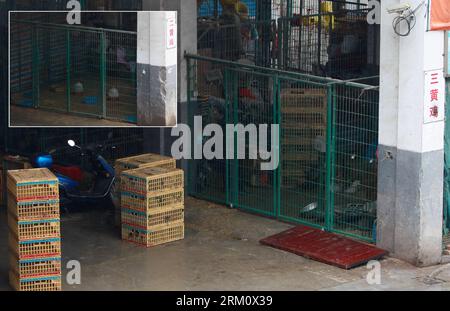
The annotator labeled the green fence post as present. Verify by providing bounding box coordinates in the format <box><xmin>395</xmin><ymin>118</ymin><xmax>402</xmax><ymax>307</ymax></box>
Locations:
<box><xmin>325</xmin><ymin>84</ymin><xmax>335</xmax><ymax>231</ymax></box>
<box><xmin>186</xmin><ymin>57</ymin><xmax>194</xmax><ymax>197</ymax></box>
<box><xmin>286</xmin><ymin>0</ymin><xmax>293</xmax><ymax>18</ymax></box>
<box><xmin>100</xmin><ymin>32</ymin><xmax>106</xmax><ymax>119</ymax></box>
<box><xmin>297</xmin><ymin>0</ymin><xmax>304</xmax><ymax>72</ymax></box>
<box><xmin>224</xmin><ymin>69</ymin><xmax>230</xmax><ymax>206</ymax></box>
<box><xmin>277</xmin><ymin>19</ymin><xmax>282</xmax><ymax>69</ymax></box>
<box><xmin>32</xmin><ymin>27</ymin><xmax>40</xmax><ymax>108</ymax></box>
<box><xmin>317</xmin><ymin>0</ymin><xmax>322</xmax><ymax>68</ymax></box>
<box><xmin>66</xmin><ymin>29</ymin><xmax>71</xmax><ymax>113</ymax></box>
<box><xmin>277</xmin><ymin>77</ymin><xmax>282</xmax><ymax>218</ymax></box>
<box><xmin>273</xmin><ymin>75</ymin><xmax>280</xmax><ymax>217</ymax></box>
<box><xmin>232</xmin><ymin>70</ymin><xmax>239</xmax><ymax>208</ymax></box>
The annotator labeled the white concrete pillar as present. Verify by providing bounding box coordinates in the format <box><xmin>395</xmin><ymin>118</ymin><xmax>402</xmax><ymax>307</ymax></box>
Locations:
<box><xmin>378</xmin><ymin>0</ymin><xmax>445</xmax><ymax>266</ymax></box>
<box><xmin>141</xmin><ymin>0</ymin><xmax>197</xmax><ymax>184</ymax></box>
<box><xmin>137</xmin><ymin>11</ymin><xmax>177</xmax><ymax>127</ymax></box>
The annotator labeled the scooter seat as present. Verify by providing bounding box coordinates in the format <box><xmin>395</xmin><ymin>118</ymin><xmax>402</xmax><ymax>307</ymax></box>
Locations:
<box><xmin>53</xmin><ymin>165</ymin><xmax>84</xmax><ymax>182</ymax></box>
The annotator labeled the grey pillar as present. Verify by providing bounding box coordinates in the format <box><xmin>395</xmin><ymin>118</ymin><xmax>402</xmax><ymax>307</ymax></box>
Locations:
<box><xmin>377</xmin><ymin>0</ymin><xmax>445</xmax><ymax>266</ymax></box>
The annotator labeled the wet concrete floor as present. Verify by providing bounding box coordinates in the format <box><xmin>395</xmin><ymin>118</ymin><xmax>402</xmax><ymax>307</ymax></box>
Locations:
<box><xmin>1</xmin><ymin>197</ymin><xmax>450</xmax><ymax>291</ymax></box>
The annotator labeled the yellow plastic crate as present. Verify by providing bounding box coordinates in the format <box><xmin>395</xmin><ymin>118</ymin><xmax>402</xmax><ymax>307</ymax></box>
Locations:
<box><xmin>282</xmin><ymin>112</ymin><xmax>326</xmax><ymax>125</ymax></box>
<box><xmin>10</xmin><ymin>255</ymin><xmax>61</xmax><ymax>279</ymax></box>
<box><xmin>9</xmin><ymin>271</ymin><xmax>61</xmax><ymax>291</ymax></box>
<box><xmin>121</xmin><ymin>167</ymin><xmax>184</xmax><ymax>196</ymax></box>
<box><xmin>121</xmin><ymin>205</ymin><xmax>184</xmax><ymax>229</ymax></box>
<box><xmin>121</xmin><ymin>188</ymin><xmax>184</xmax><ymax>212</ymax></box>
<box><xmin>9</xmin><ymin>235</ymin><xmax>61</xmax><ymax>259</ymax></box>
<box><xmin>281</xmin><ymin>88</ymin><xmax>327</xmax><ymax>111</ymax></box>
<box><xmin>7</xmin><ymin>168</ymin><xmax>59</xmax><ymax>202</ymax></box>
<box><xmin>115</xmin><ymin>154</ymin><xmax>177</xmax><ymax>226</ymax></box>
<box><xmin>122</xmin><ymin>222</ymin><xmax>184</xmax><ymax>247</ymax></box>
<box><xmin>8</xmin><ymin>214</ymin><xmax>60</xmax><ymax>240</ymax></box>
<box><xmin>8</xmin><ymin>196</ymin><xmax>60</xmax><ymax>221</ymax></box>
<box><xmin>115</xmin><ymin>153</ymin><xmax>176</xmax><ymax>180</ymax></box>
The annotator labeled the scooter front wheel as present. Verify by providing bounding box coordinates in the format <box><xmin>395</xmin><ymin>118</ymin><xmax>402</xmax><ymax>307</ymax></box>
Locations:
<box><xmin>110</xmin><ymin>179</ymin><xmax>122</xmax><ymax>228</ymax></box>
<box><xmin>110</xmin><ymin>179</ymin><xmax>120</xmax><ymax>210</ymax></box>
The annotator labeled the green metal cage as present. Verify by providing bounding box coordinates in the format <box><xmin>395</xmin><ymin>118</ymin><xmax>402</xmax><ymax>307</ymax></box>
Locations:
<box><xmin>187</xmin><ymin>53</ymin><xmax>379</xmax><ymax>242</ymax></box>
<box><xmin>10</xmin><ymin>13</ymin><xmax>138</xmax><ymax>123</ymax></box>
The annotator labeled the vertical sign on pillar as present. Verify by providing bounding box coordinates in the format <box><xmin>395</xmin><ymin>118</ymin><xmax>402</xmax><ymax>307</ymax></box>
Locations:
<box><xmin>166</xmin><ymin>16</ymin><xmax>177</xmax><ymax>50</ymax></box>
<box><xmin>424</xmin><ymin>69</ymin><xmax>445</xmax><ymax>124</ymax></box>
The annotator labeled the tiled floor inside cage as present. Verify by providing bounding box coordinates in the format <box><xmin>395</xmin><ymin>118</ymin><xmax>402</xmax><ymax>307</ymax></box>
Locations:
<box><xmin>10</xmin><ymin>106</ymin><xmax>137</xmax><ymax>127</ymax></box>
<box><xmin>10</xmin><ymin>76</ymin><xmax>137</xmax><ymax>126</ymax></box>
<box><xmin>0</xmin><ymin>197</ymin><xmax>449</xmax><ymax>291</ymax></box>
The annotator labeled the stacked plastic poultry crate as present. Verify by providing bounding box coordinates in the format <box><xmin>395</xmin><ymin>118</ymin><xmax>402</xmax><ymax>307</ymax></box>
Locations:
<box><xmin>280</xmin><ymin>88</ymin><xmax>328</xmax><ymax>187</ymax></box>
<box><xmin>114</xmin><ymin>154</ymin><xmax>176</xmax><ymax>226</ymax></box>
<box><xmin>120</xmin><ymin>166</ymin><xmax>185</xmax><ymax>247</ymax></box>
<box><xmin>7</xmin><ymin>168</ymin><xmax>61</xmax><ymax>291</ymax></box>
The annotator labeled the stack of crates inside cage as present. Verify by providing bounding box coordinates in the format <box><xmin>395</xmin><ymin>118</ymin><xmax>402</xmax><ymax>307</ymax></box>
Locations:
<box><xmin>114</xmin><ymin>153</ymin><xmax>177</xmax><ymax>227</ymax></box>
<box><xmin>281</xmin><ymin>88</ymin><xmax>327</xmax><ymax>187</ymax></box>
<box><xmin>7</xmin><ymin>168</ymin><xmax>61</xmax><ymax>291</ymax></box>
<box><xmin>120</xmin><ymin>165</ymin><xmax>185</xmax><ymax>247</ymax></box>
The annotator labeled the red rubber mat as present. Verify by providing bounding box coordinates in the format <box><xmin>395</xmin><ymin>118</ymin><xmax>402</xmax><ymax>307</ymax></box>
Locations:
<box><xmin>260</xmin><ymin>226</ymin><xmax>388</xmax><ymax>269</ymax></box>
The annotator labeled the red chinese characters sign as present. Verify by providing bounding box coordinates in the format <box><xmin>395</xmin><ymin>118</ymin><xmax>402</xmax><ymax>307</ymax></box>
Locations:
<box><xmin>429</xmin><ymin>0</ymin><xmax>450</xmax><ymax>30</ymax></box>
<box><xmin>424</xmin><ymin>70</ymin><xmax>445</xmax><ymax>124</ymax></box>
<box><xmin>166</xmin><ymin>17</ymin><xmax>177</xmax><ymax>49</ymax></box>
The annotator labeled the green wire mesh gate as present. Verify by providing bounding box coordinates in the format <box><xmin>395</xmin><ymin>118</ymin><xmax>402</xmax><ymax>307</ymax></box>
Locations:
<box><xmin>187</xmin><ymin>54</ymin><xmax>379</xmax><ymax>242</ymax></box>
<box><xmin>10</xmin><ymin>18</ymin><xmax>137</xmax><ymax>123</ymax></box>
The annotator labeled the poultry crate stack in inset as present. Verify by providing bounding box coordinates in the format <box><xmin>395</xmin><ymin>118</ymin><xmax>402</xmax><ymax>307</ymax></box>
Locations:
<box><xmin>114</xmin><ymin>153</ymin><xmax>177</xmax><ymax>226</ymax></box>
<box><xmin>120</xmin><ymin>166</ymin><xmax>185</xmax><ymax>247</ymax></box>
<box><xmin>280</xmin><ymin>88</ymin><xmax>327</xmax><ymax>187</ymax></box>
<box><xmin>7</xmin><ymin>168</ymin><xmax>61</xmax><ymax>291</ymax></box>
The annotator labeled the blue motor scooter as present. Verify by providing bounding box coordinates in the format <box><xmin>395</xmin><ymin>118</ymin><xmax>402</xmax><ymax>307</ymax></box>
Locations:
<box><xmin>33</xmin><ymin>140</ymin><xmax>117</xmax><ymax>210</ymax></box>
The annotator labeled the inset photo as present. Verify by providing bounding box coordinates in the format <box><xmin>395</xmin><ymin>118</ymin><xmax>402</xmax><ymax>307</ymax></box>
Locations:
<box><xmin>9</xmin><ymin>10</ymin><xmax>177</xmax><ymax>127</ymax></box>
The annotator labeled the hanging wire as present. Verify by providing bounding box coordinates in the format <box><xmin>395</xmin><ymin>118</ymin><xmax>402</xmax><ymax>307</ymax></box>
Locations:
<box><xmin>392</xmin><ymin>1</ymin><xmax>425</xmax><ymax>37</ymax></box>
<box><xmin>392</xmin><ymin>9</ymin><xmax>416</xmax><ymax>37</ymax></box>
